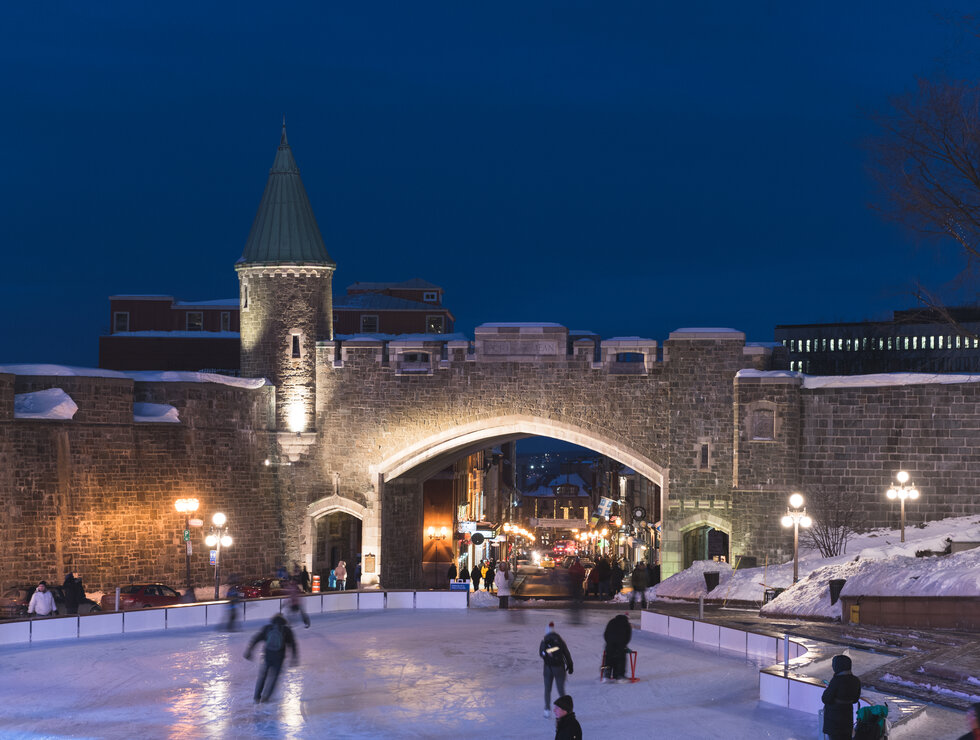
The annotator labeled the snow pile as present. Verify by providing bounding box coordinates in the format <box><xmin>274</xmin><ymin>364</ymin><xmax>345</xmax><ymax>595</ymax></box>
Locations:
<box><xmin>0</xmin><ymin>364</ymin><xmax>128</xmax><ymax>378</ymax></box>
<box><xmin>133</xmin><ymin>402</ymin><xmax>180</xmax><ymax>423</ymax></box>
<box><xmin>840</xmin><ymin>547</ymin><xmax>980</xmax><ymax>598</ymax></box>
<box><xmin>14</xmin><ymin>388</ymin><xmax>78</xmax><ymax>419</ymax></box>
<box><xmin>735</xmin><ymin>367</ymin><xmax>980</xmax><ymax>389</ymax></box>
<box><xmin>468</xmin><ymin>590</ymin><xmax>499</xmax><ymax>607</ymax></box>
<box><xmin>652</xmin><ymin>560</ymin><xmax>732</xmax><ymax>599</ymax></box>
<box><xmin>0</xmin><ymin>364</ymin><xmax>268</xmax><ymax>389</ymax></box>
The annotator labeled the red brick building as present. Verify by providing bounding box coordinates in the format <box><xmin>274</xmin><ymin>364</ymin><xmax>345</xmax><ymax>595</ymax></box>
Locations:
<box><xmin>334</xmin><ymin>279</ymin><xmax>454</xmax><ymax>335</ymax></box>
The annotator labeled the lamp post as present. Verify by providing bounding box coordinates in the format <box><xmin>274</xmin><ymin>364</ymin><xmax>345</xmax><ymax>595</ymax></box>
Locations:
<box><xmin>204</xmin><ymin>512</ymin><xmax>232</xmax><ymax>600</ymax></box>
<box><xmin>174</xmin><ymin>498</ymin><xmax>199</xmax><ymax>593</ymax></box>
<box><xmin>886</xmin><ymin>470</ymin><xmax>919</xmax><ymax>543</ymax></box>
<box><xmin>780</xmin><ymin>493</ymin><xmax>812</xmax><ymax>584</ymax></box>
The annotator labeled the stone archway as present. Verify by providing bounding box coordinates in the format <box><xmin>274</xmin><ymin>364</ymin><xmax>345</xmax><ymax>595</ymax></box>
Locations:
<box><xmin>304</xmin><ymin>495</ymin><xmax>368</xmax><ymax>588</ymax></box>
<box><xmin>674</xmin><ymin>512</ymin><xmax>732</xmax><ymax>572</ymax></box>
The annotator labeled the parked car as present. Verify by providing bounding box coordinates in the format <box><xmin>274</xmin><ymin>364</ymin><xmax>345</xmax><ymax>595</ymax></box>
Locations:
<box><xmin>1</xmin><ymin>585</ymin><xmax>102</xmax><ymax>617</ymax></box>
<box><xmin>100</xmin><ymin>584</ymin><xmax>182</xmax><ymax>611</ymax></box>
<box><xmin>237</xmin><ymin>578</ymin><xmax>290</xmax><ymax>599</ymax></box>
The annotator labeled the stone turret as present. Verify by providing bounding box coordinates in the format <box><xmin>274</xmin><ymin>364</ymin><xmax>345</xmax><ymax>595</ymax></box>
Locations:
<box><xmin>236</xmin><ymin>124</ymin><xmax>335</xmax><ymax>432</ymax></box>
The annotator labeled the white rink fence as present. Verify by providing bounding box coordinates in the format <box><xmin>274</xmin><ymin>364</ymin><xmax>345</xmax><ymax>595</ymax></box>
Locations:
<box><xmin>0</xmin><ymin>589</ymin><xmax>466</xmax><ymax>646</ymax></box>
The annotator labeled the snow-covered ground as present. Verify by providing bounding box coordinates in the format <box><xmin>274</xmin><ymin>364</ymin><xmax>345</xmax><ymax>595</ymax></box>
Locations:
<box><xmin>635</xmin><ymin>515</ymin><xmax>980</xmax><ymax>620</ymax></box>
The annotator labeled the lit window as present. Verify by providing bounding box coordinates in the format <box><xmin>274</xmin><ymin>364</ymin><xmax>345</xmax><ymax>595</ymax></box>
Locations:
<box><xmin>956</xmin><ymin>336</ymin><xmax>961</xmax><ymax>348</ymax></box>
<box><xmin>904</xmin><ymin>337</ymin><xmax>910</xmax><ymax>350</ymax></box>
<box><xmin>242</xmin><ymin>284</ymin><xmax>248</xmax><ymax>310</ymax></box>
<box><xmin>220</xmin><ymin>312</ymin><xmax>230</xmax><ymax>332</ymax></box>
<box><xmin>805</xmin><ymin>339</ymin><xmax>811</xmax><ymax>352</ymax></box>
<box><xmin>426</xmin><ymin>315</ymin><xmax>445</xmax><ymax>333</ymax></box>
<box><xmin>360</xmin><ymin>315</ymin><xmax>379</xmax><ymax>333</ymax></box>
<box><xmin>113</xmin><ymin>312</ymin><xmax>129</xmax><ymax>333</ymax></box>
<box><xmin>936</xmin><ymin>336</ymin><xmax>941</xmax><ymax>349</ymax></box>
<box><xmin>913</xmin><ymin>337</ymin><xmax>918</xmax><ymax>350</ymax></box>
<box><xmin>186</xmin><ymin>312</ymin><xmax>203</xmax><ymax>331</ymax></box>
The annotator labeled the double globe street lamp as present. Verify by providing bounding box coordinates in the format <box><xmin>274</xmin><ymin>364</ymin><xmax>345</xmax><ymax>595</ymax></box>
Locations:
<box><xmin>205</xmin><ymin>512</ymin><xmax>233</xmax><ymax>600</ymax></box>
<box><xmin>886</xmin><ymin>470</ymin><xmax>919</xmax><ymax>543</ymax></box>
<box><xmin>781</xmin><ymin>493</ymin><xmax>812</xmax><ymax>584</ymax></box>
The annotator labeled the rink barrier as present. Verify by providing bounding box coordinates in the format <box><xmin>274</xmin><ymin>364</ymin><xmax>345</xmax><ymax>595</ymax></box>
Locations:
<box><xmin>0</xmin><ymin>589</ymin><xmax>467</xmax><ymax>647</ymax></box>
<box><xmin>640</xmin><ymin>609</ymin><xmax>825</xmax><ymax>716</ymax></box>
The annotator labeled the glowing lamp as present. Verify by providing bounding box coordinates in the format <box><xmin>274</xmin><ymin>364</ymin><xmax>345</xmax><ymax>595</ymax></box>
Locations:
<box><xmin>789</xmin><ymin>493</ymin><xmax>804</xmax><ymax>509</ymax></box>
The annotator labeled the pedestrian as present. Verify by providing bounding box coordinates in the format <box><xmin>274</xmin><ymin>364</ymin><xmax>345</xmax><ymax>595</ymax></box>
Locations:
<box><xmin>595</xmin><ymin>556</ymin><xmax>611</xmax><ymax>600</ymax></box>
<box><xmin>821</xmin><ymin>654</ymin><xmax>862</xmax><ymax>740</ymax></box>
<box><xmin>552</xmin><ymin>694</ymin><xmax>583</xmax><ymax>740</ymax></box>
<box><xmin>62</xmin><ymin>572</ymin><xmax>81</xmax><ymax>614</ymax></box>
<box><xmin>447</xmin><ymin>562</ymin><xmax>457</xmax><ymax>582</ymax></box>
<box><xmin>956</xmin><ymin>702</ymin><xmax>980</xmax><ymax>740</ymax></box>
<box><xmin>300</xmin><ymin>565</ymin><xmax>311</xmax><ymax>593</ymax></box>
<box><xmin>568</xmin><ymin>558</ymin><xmax>586</xmax><ymax>601</ymax></box>
<box><xmin>284</xmin><ymin>579</ymin><xmax>311</xmax><ymax>628</ymax></box>
<box><xmin>629</xmin><ymin>562</ymin><xmax>649</xmax><ymax>610</ymax></box>
<box><xmin>610</xmin><ymin>559</ymin><xmax>624</xmax><ymax>596</ymax></box>
<box><xmin>244</xmin><ymin>614</ymin><xmax>298</xmax><ymax>703</ymax></box>
<box><xmin>226</xmin><ymin>583</ymin><xmax>241</xmax><ymax>631</ymax></box>
<box><xmin>539</xmin><ymin>621</ymin><xmax>574</xmax><ymax>718</ymax></box>
<box><xmin>276</xmin><ymin>563</ymin><xmax>287</xmax><ymax>580</ymax></box>
<box><xmin>27</xmin><ymin>581</ymin><xmax>57</xmax><ymax>617</ymax></box>
<box><xmin>180</xmin><ymin>588</ymin><xmax>196</xmax><ymax>603</ymax></box>
<box><xmin>484</xmin><ymin>560</ymin><xmax>495</xmax><ymax>592</ymax></box>
<box><xmin>602</xmin><ymin>613</ymin><xmax>632</xmax><ymax>682</ymax></box>
<box><xmin>494</xmin><ymin>561</ymin><xmax>514</xmax><ymax>609</ymax></box>
<box><xmin>586</xmin><ymin>565</ymin><xmax>599</xmax><ymax>599</ymax></box>
<box><xmin>353</xmin><ymin>557</ymin><xmax>362</xmax><ymax>588</ymax></box>
<box><xmin>459</xmin><ymin>563</ymin><xmax>470</xmax><ymax>583</ymax></box>
<box><xmin>480</xmin><ymin>561</ymin><xmax>490</xmax><ymax>591</ymax></box>
<box><xmin>471</xmin><ymin>561</ymin><xmax>482</xmax><ymax>591</ymax></box>
<box><xmin>334</xmin><ymin>560</ymin><xmax>347</xmax><ymax>591</ymax></box>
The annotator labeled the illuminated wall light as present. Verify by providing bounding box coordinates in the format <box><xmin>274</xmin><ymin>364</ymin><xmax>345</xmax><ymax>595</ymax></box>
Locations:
<box><xmin>287</xmin><ymin>403</ymin><xmax>307</xmax><ymax>433</ymax></box>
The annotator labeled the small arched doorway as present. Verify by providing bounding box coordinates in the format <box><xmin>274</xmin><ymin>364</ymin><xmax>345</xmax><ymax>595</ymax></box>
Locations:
<box><xmin>313</xmin><ymin>511</ymin><xmax>362</xmax><ymax>589</ymax></box>
<box><xmin>682</xmin><ymin>525</ymin><xmax>730</xmax><ymax>569</ymax></box>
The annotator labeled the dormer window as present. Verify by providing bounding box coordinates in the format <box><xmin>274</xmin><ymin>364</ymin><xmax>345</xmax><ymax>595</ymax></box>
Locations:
<box><xmin>423</xmin><ymin>291</ymin><xmax>438</xmax><ymax>303</ymax></box>
<box><xmin>113</xmin><ymin>312</ymin><xmax>129</xmax><ymax>333</ymax></box>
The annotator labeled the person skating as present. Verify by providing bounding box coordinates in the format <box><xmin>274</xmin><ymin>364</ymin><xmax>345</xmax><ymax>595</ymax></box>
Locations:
<box><xmin>225</xmin><ymin>583</ymin><xmax>241</xmax><ymax>631</ymax></box>
<box><xmin>602</xmin><ymin>613</ymin><xmax>631</xmax><ymax>682</ymax></box>
<box><xmin>284</xmin><ymin>579</ymin><xmax>310</xmax><ymax>628</ymax></box>
<box><xmin>552</xmin><ymin>694</ymin><xmax>583</xmax><ymax>740</ymax></box>
<box><xmin>956</xmin><ymin>702</ymin><xmax>980</xmax><ymax>740</ymax></box>
<box><xmin>629</xmin><ymin>562</ymin><xmax>649</xmax><ymax>610</ymax></box>
<box><xmin>27</xmin><ymin>581</ymin><xmax>56</xmax><ymax>617</ymax></box>
<box><xmin>244</xmin><ymin>614</ymin><xmax>298</xmax><ymax>703</ymax></box>
<box><xmin>494</xmin><ymin>561</ymin><xmax>514</xmax><ymax>609</ymax></box>
<box><xmin>821</xmin><ymin>654</ymin><xmax>861</xmax><ymax>740</ymax></box>
<box><xmin>539</xmin><ymin>621</ymin><xmax>574</xmax><ymax>718</ymax></box>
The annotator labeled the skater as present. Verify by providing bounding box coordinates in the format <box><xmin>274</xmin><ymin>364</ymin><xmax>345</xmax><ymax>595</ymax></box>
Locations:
<box><xmin>552</xmin><ymin>694</ymin><xmax>583</xmax><ymax>740</ymax></box>
<box><xmin>539</xmin><ymin>621</ymin><xmax>574</xmax><ymax>718</ymax></box>
<box><xmin>27</xmin><ymin>581</ymin><xmax>56</xmax><ymax>617</ymax></box>
<box><xmin>602</xmin><ymin>613</ymin><xmax>631</xmax><ymax>682</ymax></box>
<box><xmin>244</xmin><ymin>614</ymin><xmax>298</xmax><ymax>703</ymax></box>
<box><xmin>285</xmin><ymin>579</ymin><xmax>310</xmax><ymax>628</ymax></box>
<box><xmin>629</xmin><ymin>561</ymin><xmax>649</xmax><ymax>610</ymax></box>
<box><xmin>334</xmin><ymin>560</ymin><xmax>347</xmax><ymax>591</ymax></box>
<box><xmin>494</xmin><ymin>561</ymin><xmax>514</xmax><ymax>609</ymax></box>
<box><xmin>821</xmin><ymin>654</ymin><xmax>861</xmax><ymax>740</ymax></box>
<box><xmin>956</xmin><ymin>702</ymin><xmax>980</xmax><ymax>740</ymax></box>
<box><xmin>225</xmin><ymin>583</ymin><xmax>241</xmax><ymax>631</ymax></box>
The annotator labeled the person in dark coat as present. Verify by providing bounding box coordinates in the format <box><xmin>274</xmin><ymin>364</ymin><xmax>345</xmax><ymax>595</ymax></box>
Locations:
<box><xmin>300</xmin><ymin>566</ymin><xmax>310</xmax><ymax>593</ymax></box>
<box><xmin>602</xmin><ymin>613</ymin><xmax>632</xmax><ymax>681</ymax></box>
<box><xmin>594</xmin><ymin>557</ymin><xmax>612</xmax><ymax>600</ymax></box>
<box><xmin>586</xmin><ymin>565</ymin><xmax>600</xmax><ymax>599</ymax></box>
<box><xmin>459</xmin><ymin>564</ymin><xmax>470</xmax><ymax>584</ymax></box>
<box><xmin>609</xmin><ymin>559</ymin><xmax>624</xmax><ymax>596</ymax></box>
<box><xmin>245</xmin><ymin>614</ymin><xmax>298</xmax><ymax>703</ymax></box>
<box><xmin>484</xmin><ymin>560</ymin><xmax>495</xmax><ymax>592</ymax></box>
<box><xmin>629</xmin><ymin>562</ymin><xmax>649</xmax><ymax>610</ymax></box>
<box><xmin>568</xmin><ymin>558</ymin><xmax>586</xmax><ymax>601</ymax></box>
<box><xmin>471</xmin><ymin>561</ymin><xmax>483</xmax><ymax>591</ymax></box>
<box><xmin>539</xmin><ymin>621</ymin><xmax>574</xmax><ymax>718</ymax></box>
<box><xmin>821</xmin><ymin>654</ymin><xmax>862</xmax><ymax>740</ymax></box>
<box><xmin>62</xmin><ymin>572</ymin><xmax>83</xmax><ymax>615</ymax></box>
<box><xmin>552</xmin><ymin>694</ymin><xmax>583</xmax><ymax>740</ymax></box>
<box><xmin>955</xmin><ymin>702</ymin><xmax>980</xmax><ymax>740</ymax></box>
<box><xmin>447</xmin><ymin>562</ymin><xmax>457</xmax><ymax>582</ymax></box>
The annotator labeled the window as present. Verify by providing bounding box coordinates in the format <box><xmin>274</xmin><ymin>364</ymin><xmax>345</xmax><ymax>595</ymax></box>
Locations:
<box><xmin>426</xmin><ymin>315</ymin><xmax>445</xmax><ymax>333</ymax></box>
<box><xmin>220</xmin><ymin>312</ymin><xmax>230</xmax><ymax>332</ymax></box>
<box><xmin>699</xmin><ymin>443</ymin><xmax>709</xmax><ymax>470</ymax></box>
<box><xmin>242</xmin><ymin>283</ymin><xmax>248</xmax><ymax>310</ymax></box>
<box><xmin>113</xmin><ymin>312</ymin><xmax>129</xmax><ymax>333</ymax></box>
<box><xmin>423</xmin><ymin>291</ymin><xmax>438</xmax><ymax>303</ymax></box>
<box><xmin>615</xmin><ymin>352</ymin><xmax>644</xmax><ymax>363</ymax></box>
<box><xmin>292</xmin><ymin>335</ymin><xmax>301</xmax><ymax>358</ymax></box>
<box><xmin>751</xmin><ymin>409</ymin><xmax>775</xmax><ymax>440</ymax></box>
<box><xmin>186</xmin><ymin>312</ymin><xmax>203</xmax><ymax>331</ymax></box>
<box><xmin>360</xmin><ymin>315</ymin><xmax>379</xmax><ymax>333</ymax></box>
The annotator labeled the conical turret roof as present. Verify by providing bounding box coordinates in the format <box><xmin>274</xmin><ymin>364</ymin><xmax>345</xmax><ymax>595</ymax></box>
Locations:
<box><xmin>238</xmin><ymin>125</ymin><xmax>335</xmax><ymax>267</ymax></box>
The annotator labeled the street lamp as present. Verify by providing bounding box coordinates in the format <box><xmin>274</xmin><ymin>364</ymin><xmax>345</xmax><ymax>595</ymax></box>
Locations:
<box><xmin>204</xmin><ymin>512</ymin><xmax>232</xmax><ymax>600</ymax></box>
<box><xmin>780</xmin><ymin>493</ymin><xmax>812</xmax><ymax>584</ymax></box>
<box><xmin>886</xmin><ymin>470</ymin><xmax>919</xmax><ymax>543</ymax></box>
<box><xmin>174</xmin><ymin>498</ymin><xmax>199</xmax><ymax>593</ymax></box>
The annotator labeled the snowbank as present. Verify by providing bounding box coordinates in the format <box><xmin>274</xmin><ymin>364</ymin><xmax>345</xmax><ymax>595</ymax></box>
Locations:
<box><xmin>839</xmin><ymin>547</ymin><xmax>980</xmax><ymax>598</ymax></box>
<box><xmin>14</xmin><ymin>388</ymin><xmax>78</xmax><ymax>419</ymax></box>
<box><xmin>652</xmin><ymin>560</ymin><xmax>732</xmax><ymax>599</ymax></box>
<box><xmin>0</xmin><ymin>364</ymin><xmax>269</xmax><ymax>389</ymax></box>
<box><xmin>133</xmin><ymin>402</ymin><xmax>180</xmax><ymax>423</ymax></box>
<box><xmin>734</xmin><ymin>367</ymin><xmax>980</xmax><ymax>389</ymax></box>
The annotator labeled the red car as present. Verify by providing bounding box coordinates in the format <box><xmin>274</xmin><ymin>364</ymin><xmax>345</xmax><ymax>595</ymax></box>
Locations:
<box><xmin>100</xmin><ymin>584</ymin><xmax>182</xmax><ymax>611</ymax></box>
<box><xmin>237</xmin><ymin>578</ymin><xmax>291</xmax><ymax>599</ymax></box>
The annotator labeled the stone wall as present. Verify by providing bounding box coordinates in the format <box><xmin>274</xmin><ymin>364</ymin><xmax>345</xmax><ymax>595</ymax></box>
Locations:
<box><xmin>0</xmin><ymin>375</ymin><xmax>280</xmax><ymax>593</ymax></box>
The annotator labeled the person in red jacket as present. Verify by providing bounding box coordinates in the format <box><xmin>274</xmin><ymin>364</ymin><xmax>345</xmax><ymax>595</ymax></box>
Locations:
<box><xmin>957</xmin><ymin>703</ymin><xmax>980</xmax><ymax>740</ymax></box>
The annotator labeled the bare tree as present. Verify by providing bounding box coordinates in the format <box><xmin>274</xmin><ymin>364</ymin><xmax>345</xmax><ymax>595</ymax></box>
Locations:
<box><xmin>800</xmin><ymin>485</ymin><xmax>865</xmax><ymax>558</ymax></box>
<box><xmin>866</xmin><ymin>79</ymin><xmax>980</xmax><ymax>318</ymax></box>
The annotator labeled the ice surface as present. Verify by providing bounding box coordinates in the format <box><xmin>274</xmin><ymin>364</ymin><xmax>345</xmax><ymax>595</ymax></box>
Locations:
<box><xmin>13</xmin><ymin>388</ymin><xmax>78</xmax><ymax>419</ymax></box>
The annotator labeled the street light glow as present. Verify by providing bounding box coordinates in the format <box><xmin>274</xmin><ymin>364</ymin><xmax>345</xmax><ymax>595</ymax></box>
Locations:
<box><xmin>896</xmin><ymin>470</ymin><xmax>910</xmax><ymax>484</ymax></box>
<box><xmin>212</xmin><ymin>512</ymin><xmax>227</xmax><ymax>527</ymax></box>
<box><xmin>789</xmin><ymin>493</ymin><xmax>804</xmax><ymax>509</ymax></box>
<box><xmin>174</xmin><ymin>498</ymin><xmax>199</xmax><ymax>513</ymax></box>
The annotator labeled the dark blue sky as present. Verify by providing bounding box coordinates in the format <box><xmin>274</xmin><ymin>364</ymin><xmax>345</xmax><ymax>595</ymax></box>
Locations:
<box><xmin>3</xmin><ymin>3</ymin><xmax>978</xmax><ymax>366</ymax></box>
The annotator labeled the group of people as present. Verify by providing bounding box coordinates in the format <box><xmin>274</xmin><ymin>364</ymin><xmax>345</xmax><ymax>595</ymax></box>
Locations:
<box><xmin>447</xmin><ymin>559</ymin><xmax>498</xmax><ymax>592</ymax></box>
<box><xmin>26</xmin><ymin>572</ymin><xmax>87</xmax><ymax>617</ymax></box>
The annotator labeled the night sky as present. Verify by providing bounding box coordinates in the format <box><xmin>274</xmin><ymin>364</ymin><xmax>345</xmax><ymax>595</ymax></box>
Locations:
<box><xmin>3</xmin><ymin>3</ymin><xmax>979</xmax><ymax>366</ymax></box>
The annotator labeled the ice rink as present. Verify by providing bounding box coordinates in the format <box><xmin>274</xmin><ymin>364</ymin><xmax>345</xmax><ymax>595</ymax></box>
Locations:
<box><xmin>0</xmin><ymin>607</ymin><xmax>966</xmax><ymax>739</ymax></box>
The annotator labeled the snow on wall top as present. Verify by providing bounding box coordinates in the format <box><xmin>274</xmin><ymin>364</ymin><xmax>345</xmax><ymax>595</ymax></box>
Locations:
<box><xmin>477</xmin><ymin>322</ymin><xmax>564</xmax><ymax>329</ymax></box>
<box><xmin>736</xmin><ymin>368</ymin><xmax>980</xmax><ymax>388</ymax></box>
<box><xmin>14</xmin><ymin>389</ymin><xmax>78</xmax><ymax>420</ymax></box>
<box><xmin>0</xmin><ymin>365</ymin><xmax>268</xmax><ymax>389</ymax></box>
<box><xmin>109</xmin><ymin>331</ymin><xmax>240</xmax><ymax>339</ymax></box>
<box><xmin>672</xmin><ymin>327</ymin><xmax>740</xmax><ymax>333</ymax></box>
<box><xmin>133</xmin><ymin>402</ymin><xmax>180</xmax><ymax>423</ymax></box>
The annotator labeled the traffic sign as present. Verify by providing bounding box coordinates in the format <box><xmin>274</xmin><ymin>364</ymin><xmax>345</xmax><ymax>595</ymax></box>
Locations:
<box><xmin>209</xmin><ymin>550</ymin><xmax>217</xmax><ymax>565</ymax></box>
<box><xmin>183</xmin><ymin>529</ymin><xmax>190</xmax><ymax>542</ymax></box>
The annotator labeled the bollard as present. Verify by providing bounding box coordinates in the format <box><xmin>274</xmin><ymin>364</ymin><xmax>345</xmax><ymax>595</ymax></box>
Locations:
<box><xmin>699</xmin><ymin>594</ymin><xmax>704</xmax><ymax>620</ymax></box>
<box><xmin>783</xmin><ymin>634</ymin><xmax>789</xmax><ymax>669</ymax></box>
<box><xmin>115</xmin><ymin>586</ymin><xmax>120</xmax><ymax>612</ymax></box>
<box><xmin>311</xmin><ymin>575</ymin><xmax>321</xmax><ymax>594</ymax></box>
